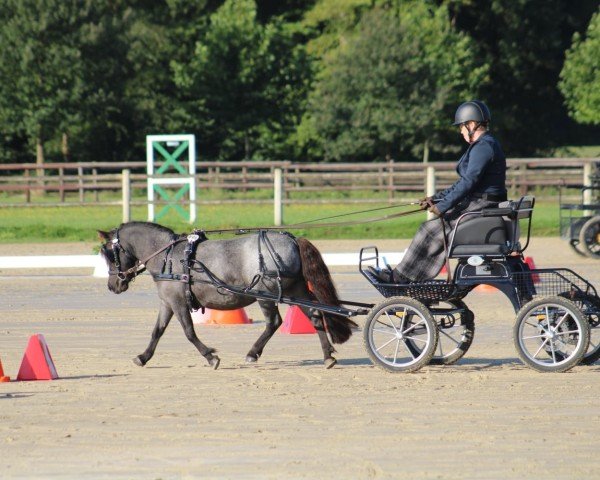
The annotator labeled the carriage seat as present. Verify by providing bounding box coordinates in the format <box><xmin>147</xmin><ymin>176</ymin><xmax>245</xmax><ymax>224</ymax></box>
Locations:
<box><xmin>448</xmin><ymin>197</ymin><xmax>534</xmax><ymax>258</ymax></box>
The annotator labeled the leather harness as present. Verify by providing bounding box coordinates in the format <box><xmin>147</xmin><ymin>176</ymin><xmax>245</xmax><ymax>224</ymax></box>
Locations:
<box><xmin>109</xmin><ymin>229</ymin><xmax>296</xmax><ymax>312</ymax></box>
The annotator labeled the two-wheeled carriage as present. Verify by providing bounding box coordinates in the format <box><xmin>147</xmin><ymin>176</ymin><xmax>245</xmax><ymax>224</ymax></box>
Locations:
<box><xmin>559</xmin><ymin>172</ymin><xmax>600</xmax><ymax>258</ymax></box>
<box><xmin>359</xmin><ymin>196</ymin><xmax>600</xmax><ymax>373</ymax></box>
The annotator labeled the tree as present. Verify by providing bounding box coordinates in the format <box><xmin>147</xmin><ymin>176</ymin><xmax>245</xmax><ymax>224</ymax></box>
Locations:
<box><xmin>560</xmin><ymin>8</ymin><xmax>600</xmax><ymax>125</ymax></box>
<box><xmin>0</xmin><ymin>0</ymin><xmax>131</xmax><ymax>165</ymax></box>
<box><xmin>297</xmin><ymin>2</ymin><xmax>488</xmax><ymax>161</ymax></box>
<box><xmin>446</xmin><ymin>0</ymin><xmax>600</xmax><ymax>155</ymax></box>
<box><xmin>171</xmin><ymin>0</ymin><xmax>311</xmax><ymax>160</ymax></box>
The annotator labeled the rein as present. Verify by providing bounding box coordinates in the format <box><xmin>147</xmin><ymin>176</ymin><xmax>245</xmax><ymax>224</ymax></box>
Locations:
<box><xmin>201</xmin><ymin>205</ymin><xmax>425</xmax><ymax>235</ymax></box>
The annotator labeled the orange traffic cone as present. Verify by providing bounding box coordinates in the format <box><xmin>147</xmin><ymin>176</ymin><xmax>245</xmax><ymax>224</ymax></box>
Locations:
<box><xmin>192</xmin><ymin>308</ymin><xmax>252</xmax><ymax>325</ymax></box>
<box><xmin>0</xmin><ymin>358</ymin><xmax>10</xmax><ymax>382</ymax></box>
<box><xmin>17</xmin><ymin>334</ymin><xmax>58</xmax><ymax>381</ymax></box>
<box><xmin>475</xmin><ymin>283</ymin><xmax>498</xmax><ymax>293</ymax></box>
<box><xmin>280</xmin><ymin>306</ymin><xmax>317</xmax><ymax>334</ymax></box>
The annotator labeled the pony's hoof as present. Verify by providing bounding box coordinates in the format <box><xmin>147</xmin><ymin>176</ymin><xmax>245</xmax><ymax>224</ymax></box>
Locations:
<box><xmin>209</xmin><ymin>356</ymin><xmax>221</xmax><ymax>370</ymax></box>
<box><xmin>324</xmin><ymin>357</ymin><xmax>337</xmax><ymax>369</ymax></box>
<box><xmin>133</xmin><ymin>356</ymin><xmax>145</xmax><ymax>367</ymax></box>
<box><xmin>245</xmin><ymin>354</ymin><xmax>258</xmax><ymax>363</ymax></box>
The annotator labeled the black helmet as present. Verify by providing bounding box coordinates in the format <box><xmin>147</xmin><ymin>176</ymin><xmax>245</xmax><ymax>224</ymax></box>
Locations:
<box><xmin>452</xmin><ymin>100</ymin><xmax>491</xmax><ymax>125</ymax></box>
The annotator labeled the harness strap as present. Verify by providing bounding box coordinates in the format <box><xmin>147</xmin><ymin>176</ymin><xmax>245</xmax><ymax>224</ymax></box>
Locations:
<box><xmin>182</xmin><ymin>232</ymin><xmax>205</xmax><ymax>311</ymax></box>
<box><xmin>116</xmin><ymin>237</ymin><xmax>187</xmax><ymax>279</ymax></box>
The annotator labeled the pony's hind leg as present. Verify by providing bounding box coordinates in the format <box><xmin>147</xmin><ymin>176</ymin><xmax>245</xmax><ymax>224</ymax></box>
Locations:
<box><xmin>134</xmin><ymin>300</ymin><xmax>173</xmax><ymax>367</ymax></box>
<box><xmin>300</xmin><ymin>306</ymin><xmax>337</xmax><ymax>369</ymax></box>
<box><xmin>173</xmin><ymin>304</ymin><xmax>220</xmax><ymax>369</ymax></box>
<box><xmin>245</xmin><ymin>300</ymin><xmax>283</xmax><ymax>363</ymax></box>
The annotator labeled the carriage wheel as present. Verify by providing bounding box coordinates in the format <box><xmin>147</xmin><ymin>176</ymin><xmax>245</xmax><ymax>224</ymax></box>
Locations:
<box><xmin>581</xmin><ymin>312</ymin><xmax>600</xmax><ymax>365</ymax></box>
<box><xmin>363</xmin><ymin>296</ymin><xmax>438</xmax><ymax>373</ymax></box>
<box><xmin>514</xmin><ymin>296</ymin><xmax>589</xmax><ymax>372</ymax></box>
<box><xmin>559</xmin><ymin>292</ymin><xmax>600</xmax><ymax>365</ymax></box>
<box><xmin>568</xmin><ymin>239</ymin><xmax>588</xmax><ymax>257</ymax></box>
<box><xmin>405</xmin><ymin>300</ymin><xmax>475</xmax><ymax>365</ymax></box>
<box><xmin>430</xmin><ymin>300</ymin><xmax>475</xmax><ymax>365</ymax></box>
<box><xmin>578</xmin><ymin>216</ymin><xmax>600</xmax><ymax>259</ymax></box>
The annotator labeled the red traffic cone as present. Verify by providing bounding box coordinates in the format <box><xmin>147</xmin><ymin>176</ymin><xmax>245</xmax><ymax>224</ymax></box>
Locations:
<box><xmin>280</xmin><ymin>306</ymin><xmax>317</xmax><ymax>334</ymax></box>
<box><xmin>192</xmin><ymin>308</ymin><xmax>252</xmax><ymax>325</ymax></box>
<box><xmin>17</xmin><ymin>334</ymin><xmax>58</xmax><ymax>381</ymax></box>
<box><xmin>0</xmin><ymin>358</ymin><xmax>10</xmax><ymax>382</ymax></box>
<box><xmin>524</xmin><ymin>256</ymin><xmax>540</xmax><ymax>283</ymax></box>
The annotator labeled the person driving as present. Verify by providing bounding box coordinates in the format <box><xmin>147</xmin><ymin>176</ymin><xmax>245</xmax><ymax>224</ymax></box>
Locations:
<box><xmin>370</xmin><ymin>100</ymin><xmax>507</xmax><ymax>284</ymax></box>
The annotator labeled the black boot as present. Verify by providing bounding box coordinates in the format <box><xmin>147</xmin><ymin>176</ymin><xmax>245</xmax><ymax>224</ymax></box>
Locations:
<box><xmin>367</xmin><ymin>266</ymin><xmax>393</xmax><ymax>283</ymax></box>
<box><xmin>391</xmin><ymin>270</ymin><xmax>413</xmax><ymax>284</ymax></box>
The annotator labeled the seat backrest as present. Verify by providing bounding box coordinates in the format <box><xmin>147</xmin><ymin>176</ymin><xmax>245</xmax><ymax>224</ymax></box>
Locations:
<box><xmin>448</xmin><ymin>196</ymin><xmax>535</xmax><ymax>258</ymax></box>
<box><xmin>451</xmin><ymin>216</ymin><xmax>508</xmax><ymax>246</ymax></box>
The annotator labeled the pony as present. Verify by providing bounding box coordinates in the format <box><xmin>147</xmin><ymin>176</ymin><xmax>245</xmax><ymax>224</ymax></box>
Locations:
<box><xmin>98</xmin><ymin>221</ymin><xmax>357</xmax><ymax>369</ymax></box>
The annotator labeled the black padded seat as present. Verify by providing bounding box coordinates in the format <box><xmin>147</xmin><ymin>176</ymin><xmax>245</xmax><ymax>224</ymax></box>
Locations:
<box><xmin>448</xmin><ymin>197</ymin><xmax>533</xmax><ymax>259</ymax></box>
<box><xmin>449</xmin><ymin>216</ymin><xmax>509</xmax><ymax>257</ymax></box>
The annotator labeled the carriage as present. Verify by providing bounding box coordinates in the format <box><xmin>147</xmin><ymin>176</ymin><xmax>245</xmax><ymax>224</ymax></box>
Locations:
<box><xmin>359</xmin><ymin>196</ymin><xmax>600</xmax><ymax>373</ymax></box>
<box><xmin>559</xmin><ymin>172</ymin><xmax>600</xmax><ymax>258</ymax></box>
<box><xmin>99</xmin><ymin>196</ymin><xmax>600</xmax><ymax>374</ymax></box>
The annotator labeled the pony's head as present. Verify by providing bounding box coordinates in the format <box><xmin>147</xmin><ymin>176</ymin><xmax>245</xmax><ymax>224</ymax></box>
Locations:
<box><xmin>98</xmin><ymin>229</ymin><xmax>139</xmax><ymax>293</ymax></box>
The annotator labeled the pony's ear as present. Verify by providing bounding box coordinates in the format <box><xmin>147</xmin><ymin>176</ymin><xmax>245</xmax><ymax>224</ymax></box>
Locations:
<box><xmin>98</xmin><ymin>230</ymin><xmax>111</xmax><ymax>242</ymax></box>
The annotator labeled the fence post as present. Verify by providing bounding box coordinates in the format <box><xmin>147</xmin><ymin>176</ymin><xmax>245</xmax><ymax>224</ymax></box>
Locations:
<box><xmin>426</xmin><ymin>166</ymin><xmax>436</xmax><ymax>220</ymax></box>
<box><xmin>387</xmin><ymin>158</ymin><xmax>394</xmax><ymax>203</ymax></box>
<box><xmin>78</xmin><ymin>166</ymin><xmax>84</xmax><ymax>202</ymax></box>
<box><xmin>122</xmin><ymin>169</ymin><xmax>131</xmax><ymax>223</ymax></box>
<box><xmin>59</xmin><ymin>167</ymin><xmax>65</xmax><ymax>202</ymax></box>
<box><xmin>274</xmin><ymin>167</ymin><xmax>283</xmax><ymax>226</ymax></box>
<box><xmin>583</xmin><ymin>161</ymin><xmax>593</xmax><ymax>217</ymax></box>
<box><xmin>24</xmin><ymin>169</ymin><xmax>31</xmax><ymax>203</ymax></box>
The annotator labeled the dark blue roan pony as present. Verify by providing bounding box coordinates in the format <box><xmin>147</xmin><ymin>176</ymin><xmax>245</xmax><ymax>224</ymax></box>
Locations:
<box><xmin>98</xmin><ymin>222</ymin><xmax>357</xmax><ymax>369</ymax></box>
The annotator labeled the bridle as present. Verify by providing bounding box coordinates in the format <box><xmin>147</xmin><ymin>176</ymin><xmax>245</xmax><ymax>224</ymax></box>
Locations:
<box><xmin>106</xmin><ymin>230</ymin><xmax>186</xmax><ymax>281</ymax></box>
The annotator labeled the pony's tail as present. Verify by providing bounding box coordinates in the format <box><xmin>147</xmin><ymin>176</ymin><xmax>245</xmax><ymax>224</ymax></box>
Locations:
<box><xmin>296</xmin><ymin>237</ymin><xmax>358</xmax><ymax>344</ymax></box>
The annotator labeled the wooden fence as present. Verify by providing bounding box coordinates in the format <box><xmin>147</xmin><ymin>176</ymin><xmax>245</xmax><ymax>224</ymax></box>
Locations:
<box><xmin>0</xmin><ymin>158</ymin><xmax>597</xmax><ymax>207</ymax></box>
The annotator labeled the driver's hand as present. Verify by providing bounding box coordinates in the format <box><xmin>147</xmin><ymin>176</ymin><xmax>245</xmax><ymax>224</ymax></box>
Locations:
<box><xmin>419</xmin><ymin>196</ymin><xmax>433</xmax><ymax>210</ymax></box>
<box><xmin>429</xmin><ymin>204</ymin><xmax>442</xmax><ymax>217</ymax></box>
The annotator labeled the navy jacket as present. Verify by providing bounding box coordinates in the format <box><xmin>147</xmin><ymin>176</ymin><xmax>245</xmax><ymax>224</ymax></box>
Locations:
<box><xmin>434</xmin><ymin>132</ymin><xmax>506</xmax><ymax>214</ymax></box>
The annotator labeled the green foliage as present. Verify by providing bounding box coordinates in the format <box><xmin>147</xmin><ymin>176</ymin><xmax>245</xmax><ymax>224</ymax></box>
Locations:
<box><xmin>0</xmin><ymin>0</ymin><xmax>131</xmax><ymax>162</ymax></box>
<box><xmin>560</xmin><ymin>8</ymin><xmax>600</xmax><ymax>125</ymax></box>
<box><xmin>0</xmin><ymin>0</ymin><xmax>597</xmax><ymax>164</ymax></box>
<box><xmin>297</xmin><ymin>2</ymin><xmax>488</xmax><ymax>161</ymax></box>
<box><xmin>171</xmin><ymin>0</ymin><xmax>311</xmax><ymax>161</ymax></box>
<box><xmin>447</xmin><ymin>0</ymin><xmax>600</xmax><ymax>155</ymax></box>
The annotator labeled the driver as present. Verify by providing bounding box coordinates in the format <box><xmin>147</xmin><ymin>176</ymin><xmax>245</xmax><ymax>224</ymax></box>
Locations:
<box><xmin>370</xmin><ymin>100</ymin><xmax>507</xmax><ymax>283</ymax></box>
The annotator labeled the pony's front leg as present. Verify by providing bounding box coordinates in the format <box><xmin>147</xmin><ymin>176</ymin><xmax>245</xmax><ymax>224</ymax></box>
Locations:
<box><xmin>245</xmin><ymin>300</ymin><xmax>283</xmax><ymax>363</ymax></box>
<box><xmin>173</xmin><ymin>304</ymin><xmax>220</xmax><ymax>370</ymax></box>
<box><xmin>134</xmin><ymin>300</ymin><xmax>173</xmax><ymax>367</ymax></box>
<box><xmin>301</xmin><ymin>306</ymin><xmax>337</xmax><ymax>369</ymax></box>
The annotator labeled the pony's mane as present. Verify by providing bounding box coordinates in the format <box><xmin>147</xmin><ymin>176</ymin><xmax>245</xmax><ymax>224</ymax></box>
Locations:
<box><xmin>118</xmin><ymin>221</ymin><xmax>176</xmax><ymax>236</ymax></box>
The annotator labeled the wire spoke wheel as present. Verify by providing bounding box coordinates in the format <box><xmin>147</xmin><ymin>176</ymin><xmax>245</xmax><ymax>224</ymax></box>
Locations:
<box><xmin>514</xmin><ymin>296</ymin><xmax>589</xmax><ymax>372</ymax></box>
<box><xmin>404</xmin><ymin>300</ymin><xmax>475</xmax><ymax>365</ymax></box>
<box><xmin>568</xmin><ymin>239</ymin><xmax>589</xmax><ymax>257</ymax></box>
<box><xmin>430</xmin><ymin>300</ymin><xmax>475</xmax><ymax>365</ymax></box>
<box><xmin>579</xmin><ymin>216</ymin><xmax>600</xmax><ymax>259</ymax></box>
<box><xmin>363</xmin><ymin>296</ymin><xmax>438</xmax><ymax>373</ymax></box>
<box><xmin>564</xmin><ymin>292</ymin><xmax>600</xmax><ymax>365</ymax></box>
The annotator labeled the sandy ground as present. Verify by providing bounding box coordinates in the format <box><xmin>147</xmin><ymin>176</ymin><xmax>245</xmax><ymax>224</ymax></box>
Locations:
<box><xmin>1</xmin><ymin>238</ymin><xmax>600</xmax><ymax>479</ymax></box>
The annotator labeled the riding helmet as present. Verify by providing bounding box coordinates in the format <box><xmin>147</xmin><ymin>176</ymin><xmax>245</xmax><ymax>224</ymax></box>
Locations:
<box><xmin>452</xmin><ymin>100</ymin><xmax>491</xmax><ymax>125</ymax></box>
